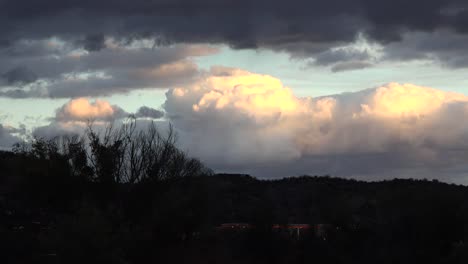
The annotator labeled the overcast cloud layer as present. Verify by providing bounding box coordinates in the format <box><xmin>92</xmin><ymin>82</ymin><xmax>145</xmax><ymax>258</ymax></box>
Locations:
<box><xmin>1</xmin><ymin>0</ymin><xmax>468</xmax><ymax>98</ymax></box>
<box><xmin>2</xmin><ymin>0</ymin><xmax>468</xmax><ymax>49</ymax></box>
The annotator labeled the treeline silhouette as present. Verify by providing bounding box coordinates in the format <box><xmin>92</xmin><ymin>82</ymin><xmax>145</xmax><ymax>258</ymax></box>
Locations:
<box><xmin>1</xmin><ymin>120</ymin><xmax>468</xmax><ymax>263</ymax></box>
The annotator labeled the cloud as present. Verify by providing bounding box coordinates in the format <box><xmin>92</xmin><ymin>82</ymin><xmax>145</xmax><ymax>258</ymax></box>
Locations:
<box><xmin>33</xmin><ymin>98</ymin><xmax>164</xmax><ymax>138</ymax></box>
<box><xmin>164</xmin><ymin>66</ymin><xmax>339</xmax><ymax>165</ymax></box>
<box><xmin>0</xmin><ymin>0</ymin><xmax>468</xmax><ymax>71</ymax></box>
<box><xmin>81</xmin><ymin>34</ymin><xmax>106</xmax><ymax>52</ymax></box>
<box><xmin>0</xmin><ymin>124</ymin><xmax>22</xmax><ymax>149</ymax></box>
<box><xmin>313</xmin><ymin>48</ymin><xmax>372</xmax><ymax>66</ymax></box>
<box><xmin>1</xmin><ymin>1</ymin><xmax>468</xmax><ymax>100</ymax></box>
<box><xmin>135</xmin><ymin>106</ymin><xmax>164</xmax><ymax>119</ymax></box>
<box><xmin>382</xmin><ymin>30</ymin><xmax>468</xmax><ymax>68</ymax></box>
<box><xmin>0</xmin><ymin>39</ymin><xmax>218</xmax><ymax>98</ymax></box>
<box><xmin>1</xmin><ymin>66</ymin><xmax>37</xmax><ymax>85</ymax></box>
<box><xmin>32</xmin><ymin>122</ymin><xmax>89</xmax><ymax>139</ymax></box>
<box><xmin>305</xmin><ymin>36</ymin><xmax>378</xmax><ymax>72</ymax></box>
<box><xmin>331</xmin><ymin>61</ymin><xmax>374</xmax><ymax>72</ymax></box>
<box><xmin>2</xmin><ymin>0</ymin><xmax>467</xmax><ymax>46</ymax></box>
<box><xmin>163</xmin><ymin>67</ymin><xmax>468</xmax><ymax>183</ymax></box>
<box><xmin>55</xmin><ymin>98</ymin><xmax>128</xmax><ymax>122</ymax></box>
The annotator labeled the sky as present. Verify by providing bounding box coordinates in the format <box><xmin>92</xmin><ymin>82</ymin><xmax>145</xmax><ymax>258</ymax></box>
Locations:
<box><xmin>2</xmin><ymin>0</ymin><xmax>468</xmax><ymax>183</ymax></box>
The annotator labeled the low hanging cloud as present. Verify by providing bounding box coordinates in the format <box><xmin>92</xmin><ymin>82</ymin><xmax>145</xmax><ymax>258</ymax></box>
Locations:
<box><xmin>163</xmin><ymin>67</ymin><xmax>468</xmax><ymax>183</ymax></box>
<box><xmin>33</xmin><ymin>98</ymin><xmax>129</xmax><ymax>138</ymax></box>
<box><xmin>0</xmin><ymin>124</ymin><xmax>22</xmax><ymax>149</ymax></box>
<box><xmin>331</xmin><ymin>61</ymin><xmax>374</xmax><ymax>72</ymax></box>
<box><xmin>55</xmin><ymin>98</ymin><xmax>128</xmax><ymax>122</ymax></box>
<box><xmin>135</xmin><ymin>106</ymin><xmax>164</xmax><ymax>119</ymax></box>
<box><xmin>313</xmin><ymin>47</ymin><xmax>372</xmax><ymax>67</ymax></box>
<box><xmin>34</xmin><ymin>98</ymin><xmax>164</xmax><ymax>138</ymax></box>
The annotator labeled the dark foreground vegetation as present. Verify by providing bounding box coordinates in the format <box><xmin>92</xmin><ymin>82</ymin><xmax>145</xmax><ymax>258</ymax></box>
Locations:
<box><xmin>1</xmin><ymin>121</ymin><xmax>468</xmax><ymax>263</ymax></box>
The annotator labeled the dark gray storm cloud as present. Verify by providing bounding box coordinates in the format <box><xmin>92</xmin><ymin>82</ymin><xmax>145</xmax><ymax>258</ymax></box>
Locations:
<box><xmin>1</xmin><ymin>66</ymin><xmax>38</xmax><ymax>85</ymax></box>
<box><xmin>1</xmin><ymin>0</ymin><xmax>468</xmax><ymax>53</ymax></box>
<box><xmin>383</xmin><ymin>30</ymin><xmax>468</xmax><ymax>68</ymax></box>
<box><xmin>0</xmin><ymin>0</ymin><xmax>467</xmax><ymax>96</ymax></box>
<box><xmin>331</xmin><ymin>61</ymin><xmax>374</xmax><ymax>72</ymax></box>
<box><xmin>309</xmin><ymin>47</ymin><xmax>374</xmax><ymax>72</ymax></box>
<box><xmin>81</xmin><ymin>34</ymin><xmax>106</xmax><ymax>52</ymax></box>
<box><xmin>313</xmin><ymin>48</ymin><xmax>372</xmax><ymax>66</ymax></box>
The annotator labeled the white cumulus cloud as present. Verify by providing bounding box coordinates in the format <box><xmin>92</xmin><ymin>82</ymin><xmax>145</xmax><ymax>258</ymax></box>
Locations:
<box><xmin>163</xmin><ymin>67</ymin><xmax>468</xmax><ymax>183</ymax></box>
<box><xmin>55</xmin><ymin>97</ymin><xmax>127</xmax><ymax>122</ymax></box>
